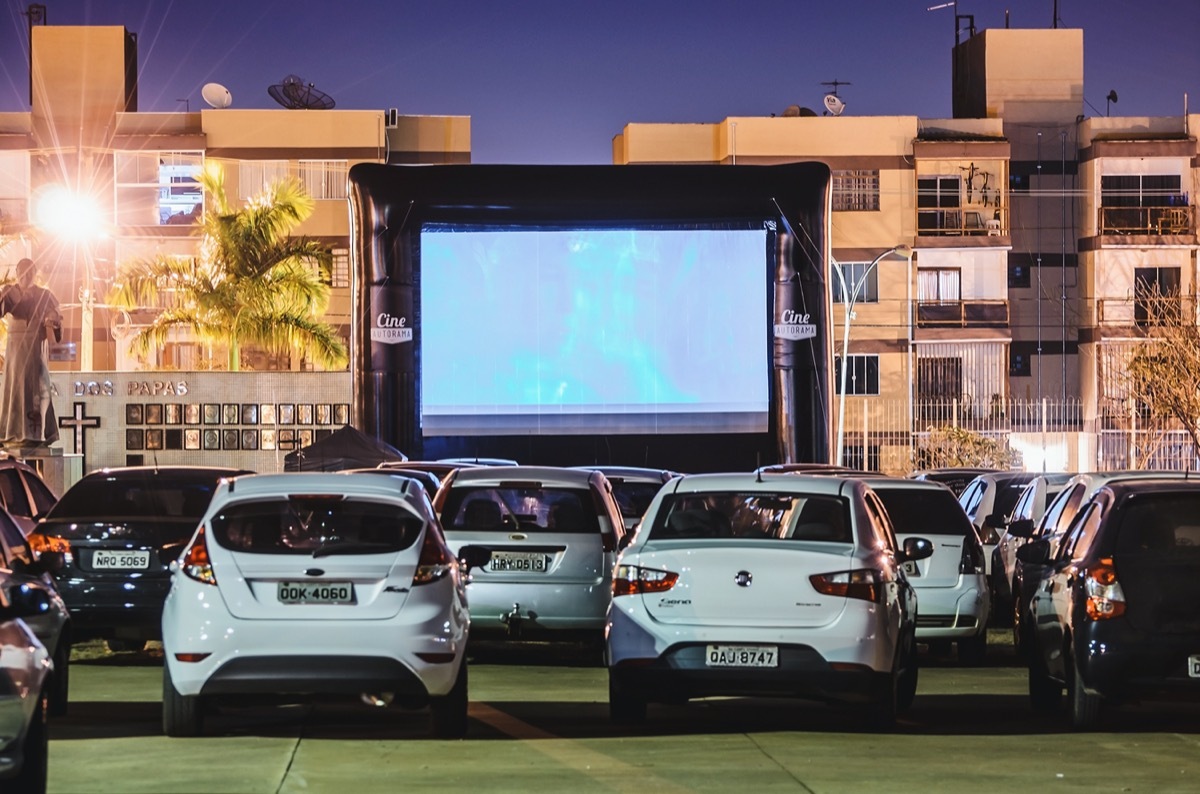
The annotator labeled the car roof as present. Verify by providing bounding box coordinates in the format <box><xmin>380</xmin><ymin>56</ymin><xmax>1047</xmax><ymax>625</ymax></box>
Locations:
<box><xmin>570</xmin><ymin>465</ymin><xmax>677</xmax><ymax>482</ymax></box>
<box><xmin>855</xmin><ymin>477</ymin><xmax>956</xmax><ymax>494</ymax></box>
<box><xmin>83</xmin><ymin>465</ymin><xmax>251</xmax><ymax>478</ymax></box>
<box><xmin>755</xmin><ymin>463</ymin><xmax>879</xmax><ymax>475</ymax></box>
<box><xmin>221</xmin><ymin>471</ymin><xmax>428</xmax><ymax>502</ymax></box>
<box><xmin>1102</xmin><ymin>477</ymin><xmax>1200</xmax><ymax>500</ymax></box>
<box><xmin>446</xmin><ymin>465</ymin><xmax>601</xmax><ymax>488</ymax></box>
<box><xmin>964</xmin><ymin>471</ymin><xmax>1038</xmax><ymax>487</ymax></box>
<box><xmin>667</xmin><ymin>472</ymin><xmax>861</xmax><ymax>497</ymax></box>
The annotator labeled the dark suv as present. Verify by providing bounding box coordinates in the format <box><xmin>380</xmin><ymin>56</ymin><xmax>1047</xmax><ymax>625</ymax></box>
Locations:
<box><xmin>27</xmin><ymin>466</ymin><xmax>250</xmax><ymax>651</ymax></box>
<box><xmin>1019</xmin><ymin>478</ymin><xmax>1200</xmax><ymax>728</ymax></box>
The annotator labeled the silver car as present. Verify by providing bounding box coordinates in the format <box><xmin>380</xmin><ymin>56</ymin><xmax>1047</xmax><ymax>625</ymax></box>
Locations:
<box><xmin>436</xmin><ymin>466</ymin><xmax>625</xmax><ymax>643</ymax></box>
<box><xmin>0</xmin><ymin>575</ymin><xmax>53</xmax><ymax>793</ymax></box>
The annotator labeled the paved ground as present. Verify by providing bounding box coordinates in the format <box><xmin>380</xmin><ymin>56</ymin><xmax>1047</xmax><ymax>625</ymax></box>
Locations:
<box><xmin>47</xmin><ymin>636</ymin><xmax>1198</xmax><ymax>793</ymax></box>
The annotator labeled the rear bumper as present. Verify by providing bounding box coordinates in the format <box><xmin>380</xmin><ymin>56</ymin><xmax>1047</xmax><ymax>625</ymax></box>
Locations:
<box><xmin>466</xmin><ymin>580</ymin><xmax>610</xmax><ymax>633</ymax></box>
<box><xmin>610</xmin><ymin>644</ymin><xmax>891</xmax><ymax>705</ymax></box>
<box><xmin>1077</xmin><ymin>623</ymin><xmax>1200</xmax><ymax>701</ymax></box>
<box><xmin>198</xmin><ymin>655</ymin><xmax>431</xmax><ymax>700</ymax></box>
<box><xmin>56</xmin><ymin>575</ymin><xmax>170</xmax><ymax>639</ymax></box>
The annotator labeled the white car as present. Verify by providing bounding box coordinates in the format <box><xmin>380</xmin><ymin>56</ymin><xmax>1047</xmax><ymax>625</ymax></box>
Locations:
<box><xmin>861</xmin><ymin>478</ymin><xmax>990</xmax><ymax>663</ymax></box>
<box><xmin>162</xmin><ymin>472</ymin><xmax>484</xmax><ymax>738</ymax></box>
<box><xmin>0</xmin><ymin>577</ymin><xmax>53</xmax><ymax>793</ymax></box>
<box><xmin>606</xmin><ymin>472</ymin><xmax>931</xmax><ymax>728</ymax></box>
<box><xmin>436</xmin><ymin>466</ymin><xmax>626</xmax><ymax>644</ymax></box>
<box><xmin>570</xmin><ymin>466</ymin><xmax>679</xmax><ymax>532</ymax></box>
<box><xmin>957</xmin><ymin>471</ymin><xmax>1038</xmax><ymax>576</ymax></box>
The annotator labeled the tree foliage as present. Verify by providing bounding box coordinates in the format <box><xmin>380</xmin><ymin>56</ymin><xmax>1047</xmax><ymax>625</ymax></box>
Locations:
<box><xmin>1123</xmin><ymin>288</ymin><xmax>1200</xmax><ymax>455</ymax></box>
<box><xmin>107</xmin><ymin>163</ymin><xmax>348</xmax><ymax>371</ymax></box>
<box><xmin>912</xmin><ymin>425</ymin><xmax>1021</xmax><ymax>470</ymax></box>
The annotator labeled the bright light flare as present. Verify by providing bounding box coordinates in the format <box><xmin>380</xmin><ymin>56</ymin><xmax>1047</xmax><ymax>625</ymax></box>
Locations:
<box><xmin>34</xmin><ymin>186</ymin><xmax>106</xmax><ymax>240</ymax></box>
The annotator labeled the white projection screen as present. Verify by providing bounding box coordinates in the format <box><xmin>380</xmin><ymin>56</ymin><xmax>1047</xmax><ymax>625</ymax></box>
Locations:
<box><xmin>419</xmin><ymin>225</ymin><xmax>770</xmax><ymax>436</ymax></box>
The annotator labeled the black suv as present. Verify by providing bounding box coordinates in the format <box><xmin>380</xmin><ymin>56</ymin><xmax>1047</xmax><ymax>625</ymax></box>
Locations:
<box><xmin>1018</xmin><ymin>478</ymin><xmax>1200</xmax><ymax>728</ymax></box>
<box><xmin>27</xmin><ymin>466</ymin><xmax>250</xmax><ymax>651</ymax></box>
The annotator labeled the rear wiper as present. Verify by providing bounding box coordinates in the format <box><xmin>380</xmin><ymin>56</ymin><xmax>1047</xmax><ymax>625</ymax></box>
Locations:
<box><xmin>311</xmin><ymin>541</ymin><xmax>396</xmax><ymax>558</ymax></box>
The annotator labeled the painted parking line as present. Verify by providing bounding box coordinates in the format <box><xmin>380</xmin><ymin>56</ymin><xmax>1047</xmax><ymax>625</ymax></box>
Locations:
<box><xmin>470</xmin><ymin>703</ymin><xmax>693</xmax><ymax>793</ymax></box>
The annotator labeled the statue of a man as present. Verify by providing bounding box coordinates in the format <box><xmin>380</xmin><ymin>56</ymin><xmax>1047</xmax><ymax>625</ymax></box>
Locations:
<box><xmin>0</xmin><ymin>258</ymin><xmax>62</xmax><ymax>447</ymax></box>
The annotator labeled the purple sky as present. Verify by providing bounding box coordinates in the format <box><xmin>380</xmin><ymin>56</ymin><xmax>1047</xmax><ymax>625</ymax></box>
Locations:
<box><xmin>2</xmin><ymin>0</ymin><xmax>1197</xmax><ymax>164</ymax></box>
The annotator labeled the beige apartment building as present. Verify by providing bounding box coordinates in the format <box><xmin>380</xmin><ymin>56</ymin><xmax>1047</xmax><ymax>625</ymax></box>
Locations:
<box><xmin>0</xmin><ymin>24</ymin><xmax>469</xmax><ymax>373</ymax></box>
<box><xmin>614</xmin><ymin>26</ymin><xmax>1199</xmax><ymax>473</ymax></box>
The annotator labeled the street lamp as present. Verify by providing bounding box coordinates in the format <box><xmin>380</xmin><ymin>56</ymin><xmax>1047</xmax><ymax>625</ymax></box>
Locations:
<box><xmin>834</xmin><ymin>244</ymin><xmax>913</xmax><ymax>466</ymax></box>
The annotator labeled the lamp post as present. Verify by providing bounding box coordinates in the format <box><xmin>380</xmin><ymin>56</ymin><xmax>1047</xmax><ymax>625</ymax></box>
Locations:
<box><xmin>834</xmin><ymin>244</ymin><xmax>913</xmax><ymax>466</ymax></box>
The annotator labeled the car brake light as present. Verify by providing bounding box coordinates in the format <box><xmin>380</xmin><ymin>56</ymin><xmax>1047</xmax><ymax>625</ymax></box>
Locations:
<box><xmin>28</xmin><ymin>532</ymin><xmax>72</xmax><ymax>559</ymax></box>
<box><xmin>959</xmin><ymin>538</ymin><xmax>985</xmax><ymax>575</ymax></box>
<box><xmin>413</xmin><ymin>526</ymin><xmax>455</xmax><ymax>586</ymax></box>
<box><xmin>810</xmin><ymin>569</ymin><xmax>881</xmax><ymax>602</ymax></box>
<box><xmin>1084</xmin><ymin>557</ymin><xmax>1126</xmax><ymax>620</ymax></box>
<box><xmin>613</xmin><ymin>564</ymin><xmax>678</xmax><ymax>596</ymax></box>
<box><xmin>180</xmin><ymin>526</ymin><xmax>216</xmax><ymax>586</ymax></box>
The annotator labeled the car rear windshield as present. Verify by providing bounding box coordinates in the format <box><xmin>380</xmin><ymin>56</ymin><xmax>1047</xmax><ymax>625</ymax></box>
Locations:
<box><xmin>48</xmin><ymin>470</ymin><xmax>241</xmax><ymax>521</ymax></box>
<box><xmin>442</xmin><ymin>486</ymin><xmax>599</xmax><ymax>534</ymax></box>
<box><xmin>648</xmin><ymin>492</ymin><xmax>852</xmax><ymax>542</ymax></box>
<box><xmin>209</xmin><ymin>496</ymin><xmax>424</xmax><ymax>554</ymax></box>
<box><xmin>611</xmin><ymin>482</ymin><xmax>663</xmax><ymax>519</ymax></box>
<box><xmin>1114</xmin><ymin>492</ymin><xmax>1200</xmax><ymax>556</ymax></box>
<box><xmin>874</xmin><ymin>488</ymin><xmax>974</xmax><ymax>536</ymax></box>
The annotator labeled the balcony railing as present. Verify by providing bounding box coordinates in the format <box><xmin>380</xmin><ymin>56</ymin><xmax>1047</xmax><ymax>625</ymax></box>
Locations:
<box><xmin>917</xmin><ymin>208</ymin><xmax>1006</xmax><ymax>237</ymax></box>
<box><xmin>915</xmin><ymin>299</ymin><xmax>1009</xmax><ymax>328</ymax></box>
<box><xmin>1096</xmin><ymin>296</ymin><xmax>1196</xmax><ymax>327</ymax></box>
<box><xmin>1097</xmin><ymin>205</ymin><xmax>1194</xmax><ymax>235</ymax></box>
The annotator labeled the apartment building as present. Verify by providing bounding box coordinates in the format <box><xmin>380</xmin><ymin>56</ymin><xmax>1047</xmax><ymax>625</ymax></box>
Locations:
<box><xmin>613</xmin><ymin>25</ymin><xmax>1198</xmax><ymax>473</ymax></box>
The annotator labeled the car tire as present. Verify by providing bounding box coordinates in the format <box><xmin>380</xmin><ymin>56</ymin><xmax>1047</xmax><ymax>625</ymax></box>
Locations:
<box><xmin>48</xmin><ymin>638</ymin><xmax>70</xmax><ymax>718</ymax></box>
<box><xmin>1027</xmin><ymin>655</ymin><xmax>1062</xmax><ymax>712</ymax></box>
<box><xmin>1068</xmin><ymin>651</ymin><xmax>1102</xmax><ymax>730</ymax></box>
<box><xmin>896</xmin><ymin>632</ymin><xmax>919</xmax><ymax>714</ymax></box>
<box><xmin>429</xmin><ymin>661</ymin><xmax>468</xmax><ymax>739</ymax></box>
<box><xmin>956</xmin><ymin>630</ymin><xmax>988</xmax><ymax>666</ymax></box>
<box><xmin>162</xmin><ymin>662</ymin><xmax>205</xmax><ymax>737</ymax></box>
<box><xmin>608</xmin><ymin>673</ymin><xmax>647</xmax><ymax>725</ymax></box>
<box><xmin>12</xmin><ymin>688</ymin><xmax>48</xmax><ymax>794</ymax></box>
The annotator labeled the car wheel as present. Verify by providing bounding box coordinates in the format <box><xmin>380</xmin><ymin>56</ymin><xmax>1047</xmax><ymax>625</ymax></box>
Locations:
<box><xmin>48</xmin><ymin>638</ymin><xmax>70</xmax><ymax>718</ymax></box>
<box><xmin>162</xmin><ymin>662</ymin><xmax>205</xmax><ymax>737</ymax></box>
<box><xmin>956</xmin><ymin>630</ymin><xmax>988</xmax><ymax>666</ymax></box>
<box><xmin>1068</xmin><ymin>650</ymin><xmax>1102</xmax><ymax>730</ymax></box>
<box><xmin>1027</xmin><ymin>654</ymin><xmax>1062</xmax><ymax>712</ymax></box>
<box><xmin>12</xmin><ymin>688</ymin><xmax>48</xmax><ymax>793</ymax></box>
<box><xmin>429</xmin><ymin>661</ymin><xmax>468</xmax><ymax>739</ymax></box>
<box><xmin>608</xmin><ymin>672</ymin><xmax>647</xmax><ymax>725</ymax></box>
<box><xmin>896</xmin><ymin>632</ymin><xmax>919</xmax><ymax>714</ymax></box>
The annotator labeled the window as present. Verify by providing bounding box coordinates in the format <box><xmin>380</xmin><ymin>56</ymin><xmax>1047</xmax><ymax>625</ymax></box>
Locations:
<box><xmin>1134</xmin><ymin>267</ymin><xmax>1181</xmax><ymax>326</ymax></box>
<box><xmin>834</xmin><ymin>355</ymin><xmax>879</xmax><ymax>395</ymax></box>
<box><xmin>238</xmin><ymin>160</ymin><xmax>289</xmax><ymax>200</ymax></box>
<box><xmin>917</xmin><ymin>176</ymin><xmax>961</xmax><ymax>233</ymax></box>
<box><xmin>1100</xmin><ymin>174</ymin><xmax>1183</xmax><ymax>208</ymax></box>
<box><xmin>831</xmin><ymin>262</ymin><xmax>878</xmax><ymax>303</ymax></box>
<box><xmin>0</xmin><ymin>151</ymin><xmax>28</xmax><ymax>227</ymax></box>
<box><xmin>917</xmin><ymin>357</ymin><xmax>962</xmax><ymax>401</ymax></box>
<box><xmin>298</xmin><ymin>160</ymin><xmax>347</xmax><ymax>200</ymax></box>
<box><xmin>917</xmin><ymin>269</ymin><xmax>960</xmax><ymax>303</ymax></box>
<box><xmin>1008</xmin><ymin>262</ymin><xmax>1030</xmax><ymax>289</ymax></box>
<box><xmin>114</xmin><ymin>151</ymin><xmax>203</xmax><ymax>226</ymax></box>
<box><xmin>329</xmin><ymin>248</ymin><xmax>350</xmax><ymax>288</ymax></box>
<box><xmin>832</xmin><ymin>170</ymin><xmax>880</xmax><ymax>212</ymax></box>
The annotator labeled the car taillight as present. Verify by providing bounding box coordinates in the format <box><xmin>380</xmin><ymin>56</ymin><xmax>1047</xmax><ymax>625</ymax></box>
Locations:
<box><xmin>1084</xmin><ymin>557</ymin><xmax>1126</xmax><ymax>620</ymax></box>
<box><xmin>28</xmin><ymin>532</ymin><xmax>72</xmax><ymax>560</ymax></box>
<box><xmin>413</xmin><ymin>526</ymin><xmax>455</xmax><ymax>586</ymax></box>
<box><xmin>959</xmin><ymin>538</ymin><xmax>985</xmax><ymax>575</ymax></box>
<box><xmin>613</xmin><ymin>564</ymin><xmax>678</xmax><ymax>596</ymax></box>
<box><xmin>180</xmin><ymin>526</ymin><xmax>216</xmax><ymax>585</ymax></box>
<box><xmin>810</xmin><ymin>569</ymin><xmax>881</xmax><ymax>602</ymax></box>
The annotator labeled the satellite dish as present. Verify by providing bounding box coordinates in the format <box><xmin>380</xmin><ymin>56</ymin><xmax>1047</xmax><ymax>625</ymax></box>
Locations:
<box><xmin>823</xmin><ymin>93</ymin><xmax>846</xmax><ymax>116</ymax></box>
<box><xmin>268</xmin><ymin>75</ymin><xmax>336</xmax><ymax>110</ymax></box>
<box><xmin>201</xmin><ymin>82</ymin><xmax>232</xmax><ymax>109</ymax></box>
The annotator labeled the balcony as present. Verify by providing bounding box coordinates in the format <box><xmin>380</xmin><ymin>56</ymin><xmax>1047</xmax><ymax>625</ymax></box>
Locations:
<box><xmin>915</xmin><ymin>299</ymin><xmax>1009</xmax><ymax>328</ymax></box>
<box><xmin>1097</xmin><ymin>205</ymin><xmax>1194</xmax><ymax>235</ymax></box>
<box><xmin>1096</xmin><ymin>295</ymin><xmax>1196</xmax><ymax>327</ymax></box>
<box><xmin>918</xmin><ymin>208</ymin><xmax>1006</xmax><ymax>237</ymax></box>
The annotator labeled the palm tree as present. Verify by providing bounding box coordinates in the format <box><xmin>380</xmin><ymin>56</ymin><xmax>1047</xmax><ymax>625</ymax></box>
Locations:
<box><xmin>108</xmin><ymin>162</ymin><xmax>348</xmax><ymax>371</ymax></box>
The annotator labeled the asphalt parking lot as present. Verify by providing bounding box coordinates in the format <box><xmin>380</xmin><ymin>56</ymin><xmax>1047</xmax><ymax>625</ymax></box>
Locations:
<box><xmin>48</xmin><ymin>635</ymin><xmax>1197</xmax><ymax>794</ymax></box>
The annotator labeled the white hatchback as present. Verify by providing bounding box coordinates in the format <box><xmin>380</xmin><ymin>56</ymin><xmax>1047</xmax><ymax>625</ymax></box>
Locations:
<box><xmin>607</xmin><ymin>473</ymin><xmax>931</xmax><ymax>728</ymax></box>
<box><xmin>162</xmin><ymin>472</ymin><xmax>482</xmax><ymax>738</ymax></box>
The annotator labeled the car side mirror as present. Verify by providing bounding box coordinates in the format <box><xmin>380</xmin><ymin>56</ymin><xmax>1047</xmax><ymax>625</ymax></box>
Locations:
<box><xmin>0</xmin><ymin>582</ymin><xmax>52</xmax><ymax>620</ymax></box>
<box><xmin>1015</xmin><ymin>540</ymin><xmax>1050</xmax><ymax>565</ymax></box>
<box><xmin>899</xmin><ymin>536</ymin><xmax>934</xmax><ymax>562</ymax></box>
<box><xmin>982</xmin><ymin>512</ymin><xmax>1007</xmax><ymax>529</ymax></box>
<box><xmin>1007</xmin><ymin>518</ymin><xmax>1035</xmax><ymax>538</ymax></box>
<box><xmin>457</xmin><ymin>545</ymin><xmax>492</xmax><ymax>574</ymax></box>
<box><xmin>618</xmin><ymin>532</ymin><xmax>635</xmax><ymax>550</ymax></box>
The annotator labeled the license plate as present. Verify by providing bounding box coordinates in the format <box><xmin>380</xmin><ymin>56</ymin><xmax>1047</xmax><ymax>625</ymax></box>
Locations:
<box><xmin>488</xmin><ymin>551</ymin><xmax>547</xmax><ymax>572</ymax></box>
<box><xmin>902</xmin><ymin>561</ymin><xmax>922</xmax><ymax>577</ymax></box>
<box><xmin>277</xmin><ymin>581</ymin><xmax>354</xmax><ymax>604</ymax></box>
<box><xmin>92</xmin><ymin>550</ymin><xmax>151</xmax><ymax>570</ymax></box>
<box><xmin>1189</xmin><ymin>655</ymin><xmax>1200</xmax><ymax>678</ymax></box>
<box><xmin>705</xmin><ymin>645</ymin><xmax>778</xmax><ymax>668</ymax></box>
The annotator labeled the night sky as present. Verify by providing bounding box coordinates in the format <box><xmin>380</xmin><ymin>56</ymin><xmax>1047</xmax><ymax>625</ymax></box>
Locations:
<box><xmin>1</xmin><ymin>0</ymin><xmax>1197</xmax><ymax>164</ymax></box>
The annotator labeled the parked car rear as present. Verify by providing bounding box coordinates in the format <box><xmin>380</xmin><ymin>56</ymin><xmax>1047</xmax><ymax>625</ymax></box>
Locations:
<box><xmin>1020</xmin><ymin>478</ymin><xmax>1200</xmax><ymax>728</ymax></box>
<box><xmin>27</xmin><ymin>466</ymin><xmax>251</xmax><ymax>651</ymax></box>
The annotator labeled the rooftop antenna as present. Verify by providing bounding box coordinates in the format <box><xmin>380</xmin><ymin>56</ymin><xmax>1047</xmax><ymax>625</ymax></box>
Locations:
<box><xmin>268</xmin><ymin>75</ymin><xmax>335</xmax><ymax>110</ymax></box>
<box><xmin>1105</xmin><ymin>89</ymin><xmax>1118</xmax><ymax>116</ymax></box>
<box><xmin>821</xmin><ymin>79</ymin><xmax>851</xmax><ymax>97</ymax></box>
<box><xmin>201</xmin><ymin>82</ymin><xmax>233</xmax><ymax>109</ymax></box>
<box><xmin>928</xmin><ymin>2</ymin><xmax>976</xmax><ymax>44</ymax></box>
